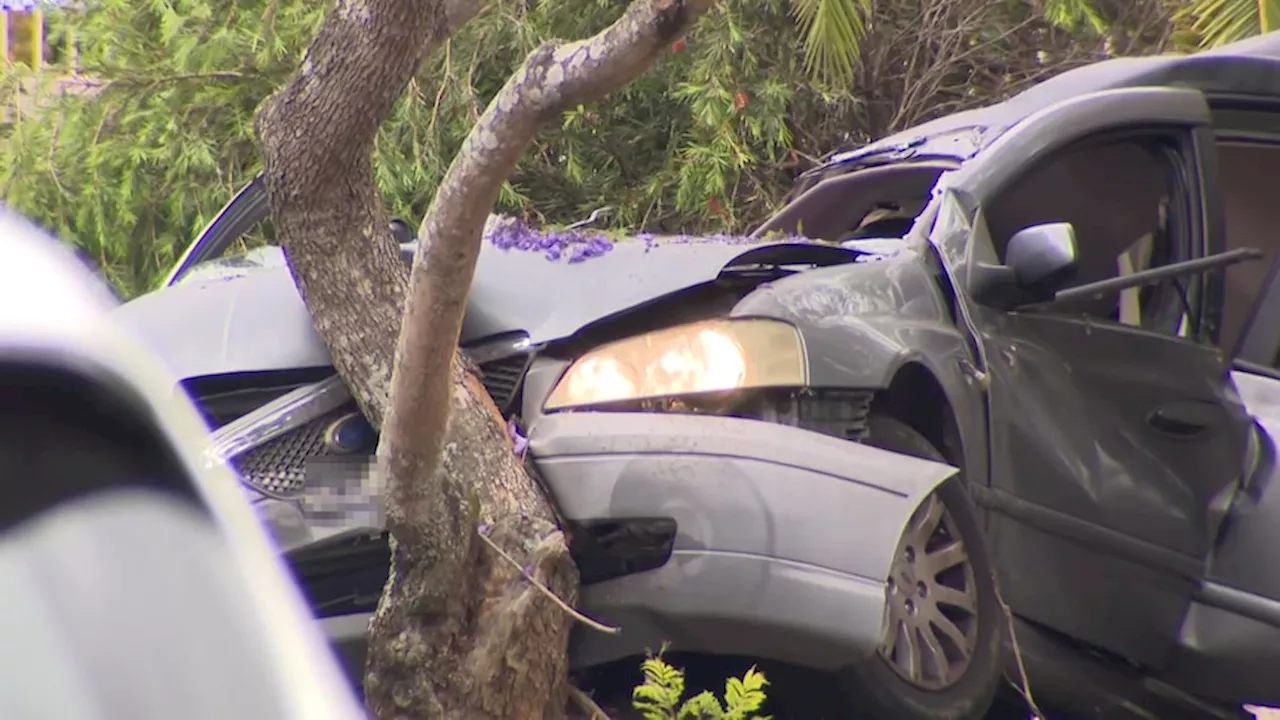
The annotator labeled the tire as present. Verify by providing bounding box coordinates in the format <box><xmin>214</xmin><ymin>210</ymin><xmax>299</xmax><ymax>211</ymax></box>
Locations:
<box><xmin>840</xmin><ymin>413</ymin><xmax>1005</xmax><ymax>720</ymax></box>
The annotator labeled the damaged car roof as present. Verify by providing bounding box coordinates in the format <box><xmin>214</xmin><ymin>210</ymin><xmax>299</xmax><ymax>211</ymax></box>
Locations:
<box><xmin>821</xmin><ymin>31</ymin><xmax>1280</xmax><ymax>172</ymax></box>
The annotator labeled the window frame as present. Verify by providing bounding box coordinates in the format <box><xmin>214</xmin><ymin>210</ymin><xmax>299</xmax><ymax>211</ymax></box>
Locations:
<box><xmin>981</xmin><ymin>127</ymin><xmax>1208</xmax><ymax>341</ymax></box>
<box><xmin>1213</xmin><ymin>132</ymin><xmax>1280</xmax><ymax>365</ymax></box>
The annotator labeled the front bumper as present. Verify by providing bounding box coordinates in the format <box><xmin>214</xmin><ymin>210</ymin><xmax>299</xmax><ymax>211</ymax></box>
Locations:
<box><xmin>528</xmin><ymin>411</ymin><xmax>958</xmax><ymax>671</ymax></box>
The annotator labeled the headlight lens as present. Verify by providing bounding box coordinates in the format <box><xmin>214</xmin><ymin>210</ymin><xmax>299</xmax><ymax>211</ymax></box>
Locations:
<box><xmin>544</xmin><ymin>318</ymin><xmax>807</xmax><ymax>410</ymax></box>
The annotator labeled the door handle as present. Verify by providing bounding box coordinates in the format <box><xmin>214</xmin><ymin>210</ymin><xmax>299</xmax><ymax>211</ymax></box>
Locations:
<box><xmin>1146</xmin><ymin>400</ymin><xmax>1223</xmax><ymax>438</ymax></box>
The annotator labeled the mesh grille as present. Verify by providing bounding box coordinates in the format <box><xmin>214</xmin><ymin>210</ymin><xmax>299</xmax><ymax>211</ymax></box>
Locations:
<box><xmin>231</xmin><ymin>354</ymin><xmax>527</xmax><ymax>498</ymax></box>
<box><xmin>234</xmin><ymin>408</ymin><xmax>350</xmax><ymax>497</ymax></box>
<box><xmin>478</xmin><ymin>354</ymin><xmax>529</xmax><ymax>410</ymax></box>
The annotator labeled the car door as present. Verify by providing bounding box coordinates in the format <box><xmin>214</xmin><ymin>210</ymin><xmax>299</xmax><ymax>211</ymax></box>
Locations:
<box><xmin>937</xmin><ymin>87</ymin><xmax>1254</xmax><ymax>667</ymax></box>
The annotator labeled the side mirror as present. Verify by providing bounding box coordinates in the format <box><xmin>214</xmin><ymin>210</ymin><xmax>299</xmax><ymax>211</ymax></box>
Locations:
<box><xmin>969</xmin><ymin>222</ymin><xmax>1079</xmax><ymax>309</ymax></box>
<box><xmin>1006</xmin><ymin>222</ymin><xmax>1078</xmax><ymax>290</ymax></box>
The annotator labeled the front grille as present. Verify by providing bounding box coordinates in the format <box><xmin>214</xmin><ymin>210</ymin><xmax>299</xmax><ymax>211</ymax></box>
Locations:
<box><xmin>478</xmin><ymin>353</ymin><xmax>530</xmax><ymax>411</ymax></box>
<box><xmin>234</xmin><ymin>407</ymin><xmax>354</xmax><ymax>497</ymax></box>
<box><xmin>217</xmin><ymin>354</ymin><xmax>528</xmax><ymax>499</ymax></box>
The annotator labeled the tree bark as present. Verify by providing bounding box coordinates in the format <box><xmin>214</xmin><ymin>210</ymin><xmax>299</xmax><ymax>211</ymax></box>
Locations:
<box><xmin>254</xmin><ymin>0</ymin><xmax>486</xmax><ymax>424</ymax></box>
<box><xmin>255</xmin><ymin>1</ymin><xmax>713</xmax><ymax>719</ymax></box>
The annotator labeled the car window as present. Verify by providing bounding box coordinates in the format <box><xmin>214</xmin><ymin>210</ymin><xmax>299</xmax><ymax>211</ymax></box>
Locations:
<box><xmin>985</xmin><ymin>135</ymin><xmax>1195</xmax><ymax>338</ymax></box>
<box><xmin>1217</xmin><ymin>140</ymin><xmax>1280</xmax><ymax>356</ymax></box>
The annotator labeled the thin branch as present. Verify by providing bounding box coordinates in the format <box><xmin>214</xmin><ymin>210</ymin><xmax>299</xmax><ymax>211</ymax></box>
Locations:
<box><xmin>476</xmin><ymin>528</ymin><xmax>620</xmax><ymax>635</ymax></box>
<box><xmin>994</xmin><ymin>572</ymin><xmax>1047</xmax><ymax>720</ymax></box>
<box><xmin>427</xmin><ymin>38</ymin><xmax>453</xmax><ymax>136</ymax></box>
<box><xmin>95</xmin><ymin>70</ymin><xmax>256</xmax><ymax>94</ymax></box>
<box><xmin>464</xmin><ymin>33</ymin><xmax>485</xmax><ymax>122</ymax></box>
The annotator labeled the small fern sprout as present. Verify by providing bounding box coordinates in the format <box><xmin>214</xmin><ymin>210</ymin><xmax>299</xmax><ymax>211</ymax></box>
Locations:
<box><xmin>631</xmin><ymin>654</ymin><xmax>770</xmax><ymax>720</ymax></box>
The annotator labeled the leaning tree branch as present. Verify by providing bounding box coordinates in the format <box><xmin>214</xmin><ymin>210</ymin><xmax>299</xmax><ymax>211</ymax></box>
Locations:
<box><xmin>254</xmin><ymin>0</ymin><xmax>491</xmax><ymax>427</ymax></box>
<box><xmin>361</xmin><ymin>2</ymin><xmax>716</xmax><ymax>718</ymax></box>
<box><xmin>381</xmin><ymin>0</ymin><xmax>717</xmax><ymax>545</ymax></box>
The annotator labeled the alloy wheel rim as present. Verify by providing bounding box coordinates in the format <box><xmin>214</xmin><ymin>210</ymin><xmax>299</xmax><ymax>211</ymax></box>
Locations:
<box><xmin>876</xmin><ymin>492</ymin><xmax>980</xmax><ymax>690</ymax></box>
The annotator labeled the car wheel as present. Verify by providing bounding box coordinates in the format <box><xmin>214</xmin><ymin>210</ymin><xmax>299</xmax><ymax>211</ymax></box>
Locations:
<box><xmin>841</xmin><ymin>413</ymin><xmax>1005</xmax><ymax>720</ymax></box>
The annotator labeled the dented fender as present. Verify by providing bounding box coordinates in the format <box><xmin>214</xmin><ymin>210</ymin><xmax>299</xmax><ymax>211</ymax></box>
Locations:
<box><xmin>527</xmin><ymin>411</ymin><xmax>959</xmax><ymax>669</ymax></box>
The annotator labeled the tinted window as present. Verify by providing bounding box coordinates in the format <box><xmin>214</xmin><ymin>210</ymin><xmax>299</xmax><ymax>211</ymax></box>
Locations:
<box><xmin>1217</xmin><ymin>141</ymin><xmax>1280</xmax><ymax>356</ymax></box>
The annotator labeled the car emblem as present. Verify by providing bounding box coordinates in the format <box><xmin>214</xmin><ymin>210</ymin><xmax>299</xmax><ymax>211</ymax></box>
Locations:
<box><xmin>323</xmin><ymin>412</ymin><xmax>375</xmax><ymax>454</ymax></box>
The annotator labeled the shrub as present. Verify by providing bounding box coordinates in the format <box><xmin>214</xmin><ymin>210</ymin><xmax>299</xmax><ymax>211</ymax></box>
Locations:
<box><xmin>632</xmin><ymin>655</ymin><xmax>770</xmax><ymax>720</ymax></box>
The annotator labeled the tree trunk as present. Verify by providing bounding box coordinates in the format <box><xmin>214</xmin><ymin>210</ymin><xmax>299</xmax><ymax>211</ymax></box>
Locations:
<box><xmin>254</xmin><ymin>0</ymin><xmax>486</xmax><ymax>424</ymax></box>
<box><xmin>255</xmin><ymin>1</ymin><xmax>713</xmax><ymax>718</ymax></box>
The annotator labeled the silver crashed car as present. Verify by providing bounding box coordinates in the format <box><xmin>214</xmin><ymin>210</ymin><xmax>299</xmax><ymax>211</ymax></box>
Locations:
<box><xmin>0</xmin><ymin>209</ymin><xmax>365</xmax><ymax>720</ymax></box>
<box><xmin>115</xmin><ymin>31</ymin><xmax>1280</xmax><ymax>720</ymax></box>
<box><xmin>116</xmin><ymin>181</ymin><xmax>968</xmax><ymax>717</ymax></box>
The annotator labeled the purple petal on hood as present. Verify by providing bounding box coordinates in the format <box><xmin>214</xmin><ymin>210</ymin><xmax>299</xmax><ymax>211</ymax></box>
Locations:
<box><xmin>483</xmin><ymin>213</ymin><xmax>817</xmax><ymax>263</ymax></box>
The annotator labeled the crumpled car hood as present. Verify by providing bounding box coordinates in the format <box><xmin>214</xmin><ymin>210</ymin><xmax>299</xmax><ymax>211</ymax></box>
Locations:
<box><xmin>113</xmin><ymin>251</ymin><xmax>334</xmax><ymax>381</ymax></box>
<box><xmin>114</xmin><ymin>234</ymin><xmax>900</xmax><ymax>382</ymax></box>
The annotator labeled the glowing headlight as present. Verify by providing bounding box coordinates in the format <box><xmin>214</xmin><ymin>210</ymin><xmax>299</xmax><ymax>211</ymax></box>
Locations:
<box><xmin>544</xmin><ymin>318</ymin><xmax>807</xmax><ymax>410</ymax></box>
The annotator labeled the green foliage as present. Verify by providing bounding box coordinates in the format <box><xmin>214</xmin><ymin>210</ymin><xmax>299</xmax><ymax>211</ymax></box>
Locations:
<box><xmin>0</xmin><ymin>0</ymin><xmax>1223</xmax><ymax>298</ymax></box>
<box><xmin>632</xmin><ymin>655</ymin><xmax>770</xmax><ymax>720</ymax></box>
<box><xmin>2</xmin><ymin>0</ymin><xmax>831</xmax><ymax>295</ymax></box>
<box><xmin>1041</xmin><ymin>0</ymin><xmax>1108</xmax><ymax>34</ymax></box>
<box><xmin>0</xmin><ymin>0</ymin><xmax>323</xmax><ymax>296</ymax></box>
<box><xmin>1177</xmin><ymin>0</ymin><xmax>1280</xmax><ymax>47</ymax></box>
<box><xmin>377</xmin><ymin>0</ymin><xmax>817</xmax><ymax>235</ymax></box>
<box><xmin>789</xmin><ymin>0</ymin><xmax>869</xmax><ymax>86</ymax></box>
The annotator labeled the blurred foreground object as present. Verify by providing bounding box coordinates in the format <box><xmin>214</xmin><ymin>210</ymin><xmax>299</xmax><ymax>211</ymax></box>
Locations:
<box><xmin>0</xmin><ymin>208</ymin><xmax>365</xmax><ymax>720</ymax></box>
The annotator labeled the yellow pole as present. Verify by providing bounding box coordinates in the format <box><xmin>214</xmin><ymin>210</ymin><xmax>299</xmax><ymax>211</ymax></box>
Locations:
<box><xmin>31</xmin><ymin>9</ymin><xmax>43</xmax><ymax>72</ymax></box>
<box><xmin>1</xmin><ymin>12</ymin><xmax>10</xmax><ymax>65</ymax></box>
